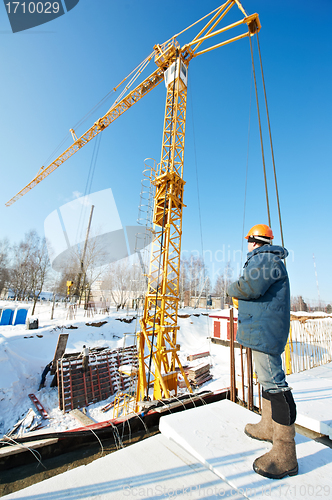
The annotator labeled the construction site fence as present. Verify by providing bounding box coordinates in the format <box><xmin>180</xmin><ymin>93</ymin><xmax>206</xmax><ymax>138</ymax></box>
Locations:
<box><xmin>284</xmin><ymin>316</ymin><xmax>332</xmax><ymax>375</ymax></box>
<box><xmin>228</xmin><ymin>312</ymin><xmax>332</xmax><ymax>412</ymax></box>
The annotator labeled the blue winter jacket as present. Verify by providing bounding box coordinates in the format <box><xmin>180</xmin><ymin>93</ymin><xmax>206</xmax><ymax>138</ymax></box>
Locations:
<box><xmin>228</xmin><ymin>245</ymin><xmax>290</xmax><ymax>355</ymax></box>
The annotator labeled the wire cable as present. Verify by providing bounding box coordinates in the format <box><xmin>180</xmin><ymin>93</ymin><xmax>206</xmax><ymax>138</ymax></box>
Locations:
<box><xmin>256</xmin><ymin>33</ymin><xmax>285</xmax><ymax>250</ymax></box>
<box><xmin>241</xmin><ymin>65</ymin><xmax>253</xmax><ymax>265</ymax></box>
<box><xmin>249</xmin><ymin>34</ymin><xmax>271</xmax><ymax>227</ymax></box>
<box><xmin>189</xmin><ymin>79</ymin><xmax>204</xmax><ymax>259</ymax></box>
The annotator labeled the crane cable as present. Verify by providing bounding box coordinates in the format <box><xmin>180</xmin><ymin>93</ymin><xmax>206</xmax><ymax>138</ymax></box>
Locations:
<box><xmin>248</xmin><ymin>34</ymin><xmax>271</xmax><ymax>228</ymax></box>
<box><xmin>189</xmin><ymin>79</ymin><xmax>205</xmax><ymax>265</ymax></box>
<box><xmin>248</xmin><ymin>33</ymin><xmax>285</xmax><ymax>250</ymax></box>
<box><xmin>256</xmin><ymin>32</ymin><xmax>285</xmax><ymax>249</ymax></box>
<box><xmin>188</xmin><ymin>79</ymin><xmax>208</xmax><ymax>310</ymax></box>
<box><xmin>241</xmin><ymin>65</ymin><xmax>253</xmax><ymax>265</ymax></box>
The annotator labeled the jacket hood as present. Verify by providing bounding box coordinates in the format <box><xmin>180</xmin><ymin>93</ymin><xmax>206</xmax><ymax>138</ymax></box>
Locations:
<box><xmin>247</xmin><ymin>244</ymin><xmax>289</xmax><ymax>261</ymax></box>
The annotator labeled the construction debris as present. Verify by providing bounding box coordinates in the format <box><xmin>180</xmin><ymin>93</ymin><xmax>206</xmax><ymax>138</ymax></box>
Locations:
<box><xmin>100</xmin><ymin>400</ymin><xmax>115</xmax><ymax>413</ymax></box>
<box><xmin>5</xmin><ymin>408</ymin><xmax>44</xmax><ymax>438</ymax></box>
<box><xmin>85</xmin><ymin>321</ymin><xmax>107</xmax><ymax>327</ymax></box>
<box><xmin>6</xmin><ymin>409</ymin><xmax>35</xmax><ymax>437</ymax></box>
<box><xmin>115</xmin><ymin>316</ymin><xmax>136</xmax><ymax>324</ymax></box>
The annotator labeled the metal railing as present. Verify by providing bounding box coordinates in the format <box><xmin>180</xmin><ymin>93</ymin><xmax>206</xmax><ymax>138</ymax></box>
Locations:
<box><xmin>284</xmin><ymin>316</ymin><xmax>332</xmax><ymax>374</ymax></box>
<box><xmin>229</xmin><ymin>312</ymin><xmax>332</xmax><ymax>412</ymax></box>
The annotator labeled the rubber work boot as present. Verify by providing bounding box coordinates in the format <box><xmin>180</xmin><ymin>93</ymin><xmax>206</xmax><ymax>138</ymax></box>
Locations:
<box><xmin>253</xmin><ymin>421</ymin><xmax>298</xmax><ymax>479</ymax></box>
<box><xmin>244</xmin><ymin>393</ymin><xmax>273</xmax><ymax>443</ymax></box>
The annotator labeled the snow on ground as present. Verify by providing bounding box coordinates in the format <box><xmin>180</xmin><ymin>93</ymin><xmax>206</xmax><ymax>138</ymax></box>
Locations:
<box><xmin>0</xmin><ymin>301</ymin><xmax>233</xmax><ymax>438</ymax></box>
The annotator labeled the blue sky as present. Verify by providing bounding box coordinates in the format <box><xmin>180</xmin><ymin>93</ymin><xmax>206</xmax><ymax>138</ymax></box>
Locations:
<box><xmin>1</xmin><ymin>0</ymin><xmax>331</xmax><ymax>304</ymax></box>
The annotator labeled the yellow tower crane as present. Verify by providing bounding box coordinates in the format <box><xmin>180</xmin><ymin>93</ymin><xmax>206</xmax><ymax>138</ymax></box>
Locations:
<box><xmin>6</xmin><ymin>1</ymin><xmax>261</xmax><ymax>412</ymax></box>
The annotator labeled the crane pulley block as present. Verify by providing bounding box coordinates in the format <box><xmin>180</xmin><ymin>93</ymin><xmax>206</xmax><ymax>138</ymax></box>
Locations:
<box><xmin>154</xmin><ymin>40</ymin><xmax>180</xmax><ymax>68</ymax></box>
<box><xmin>245</xmin><ymin>13</ymin><xmax>261</xmax><ymax>35</ymax></box>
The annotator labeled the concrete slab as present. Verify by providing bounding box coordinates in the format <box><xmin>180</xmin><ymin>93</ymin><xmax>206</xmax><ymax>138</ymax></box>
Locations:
<box><xmin>159</xmin><ymin>399</ymin><xmax>332</xmax><ymax>500</ymax></box>
<box><xmin>289</xmin><ymin>363</ymin><xmax>332</xmax><ymax>439</ymax></box>
<box><xmin>3</xmin><ymin>433</ymin><xmax>245</xmax><ymax>500</ymax></box>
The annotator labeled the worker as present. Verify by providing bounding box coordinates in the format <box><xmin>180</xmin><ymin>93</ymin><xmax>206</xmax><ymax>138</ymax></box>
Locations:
<box><xmin>228</xmin><ymin>224</ymin><xmax>297</xmax><ymax>479</ymax></box>
<box><xmin>38</xmin><ymin>361</ymin><xmax>52</xmax><ymax>390</ymax></box>
<box><xmin>80</xmin><ymin>345</ymin><xmax>90</xmax><ymax>373</ymax></box>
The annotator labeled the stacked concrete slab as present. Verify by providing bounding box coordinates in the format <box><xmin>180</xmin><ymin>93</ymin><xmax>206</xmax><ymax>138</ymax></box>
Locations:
<box><xmin>4</xmin><ymin>398</ymin><xmax>332</xmax><ymax>500</ymax></box>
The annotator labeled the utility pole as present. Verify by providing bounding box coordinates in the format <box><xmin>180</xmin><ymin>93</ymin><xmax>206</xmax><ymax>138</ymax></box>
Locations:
<box><xmin>312</xmin><ymin>254</ymin><xmax>321</xmax><ymax>311</ymax></box>
<box><xmin>77</xmin><ymin>205</ymin><xmax>94</xmax><ymax>306</ymax></box>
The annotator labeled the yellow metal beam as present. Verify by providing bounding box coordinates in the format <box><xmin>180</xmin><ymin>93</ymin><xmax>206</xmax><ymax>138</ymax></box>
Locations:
<box><xmin>135</xmin><ymin>59</ymin><xmax>191</xmax><ymax>407</ymax></box>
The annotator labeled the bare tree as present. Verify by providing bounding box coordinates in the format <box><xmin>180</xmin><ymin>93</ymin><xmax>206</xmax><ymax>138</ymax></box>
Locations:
<box><xmin>55</xmin><ymin>236</ymin><xmax>107</xmax><ymax>307</ymax></box>
<box><xmin>7</xmin><ymin>231</ymin><xmax>50</xmax><ymax>309</ymax></box>
<box><xmin>9</xmin><ymin>231</ymin><xmax>36</xmax><ymax>300</ymax></box>
<box><xmin>29</xmin><ymin>233</ymin><xmax>51</xmax><ymax>315</ymax></box>
<box><xmin>80</xmin><ymin>238</ymin><xmax>104</xmax><ymax>307</ymax></box>
<box><xmin>181</xmin><ymin>254</ymin><xmax>208</xmax><ymax>300</ymax></box>
<box><xmin>291</xmin><ymin>296</ymin><xmax>308</xmax><ymax>312</ymax></box>
<box><xmin>214</xmin><ymin>263</ymin><xmax>233</xmax><ymax>307</ymax></box>
<box><xmin>0</xmin><ymin>238</ymin><xmax>10</xmax><ymax>296</ymax></box>
<box><xmin>101</xmin><ymin>260</ymin><xmax>134</xmax><ymax>310</ymax></box>
<box><xmin>46</xmin><ymin>270</ymin><xmax>66</xmax><ymax>319</ymax></box>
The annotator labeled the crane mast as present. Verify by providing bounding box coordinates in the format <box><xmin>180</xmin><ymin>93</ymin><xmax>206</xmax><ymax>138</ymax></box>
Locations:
<box><xmin>136</xmin><ymin>55</ymin><xmax>190</xmax><ymax>403</ymax></box>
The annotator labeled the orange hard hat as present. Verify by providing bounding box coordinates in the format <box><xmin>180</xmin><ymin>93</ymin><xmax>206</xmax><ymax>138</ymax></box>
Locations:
<box><xmin>245</xmin><ymin>224</ymin><xmax>274</xmax><ymax>243</ymax></box>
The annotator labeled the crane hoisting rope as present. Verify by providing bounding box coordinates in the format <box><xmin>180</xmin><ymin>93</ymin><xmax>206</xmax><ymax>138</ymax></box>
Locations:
<box><xmin>256</xmin><ymin>32</ymin><xmax>285</xmax><ymax>249</ymax></box>
<box><xmin>189</xmin><ymin>79</ymin><xmax>205</xmax><ymax>262</ymax></box>
<box><xmin>188</xmin><ymin>79</ymin><xmax>208</xmax><ymax>311</ymax></box>
<box><xmin>241</xmin><ymin>66</ymin><xmax>253</xmax><ymax>265</ymax></box>
<box><xmin>249</xmin><ymin>34</ymin><xmax>271</xmax><ymax>228</ymax></box>
<box><xmin>248</xmin><ymin>33</ymin><xmax>285</xmax><ymax>255</ymax></box>
<box><xmin>42</xmin><ymin>86</ymin><xmax>116</xmax><ymax>169</ymax></box>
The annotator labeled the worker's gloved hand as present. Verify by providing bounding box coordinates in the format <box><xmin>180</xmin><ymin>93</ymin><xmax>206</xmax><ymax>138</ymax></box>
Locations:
<box><xmin>232</xmin><ymin>297</ymin><xmax>239</xmax><ymax>309</ymax></box>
